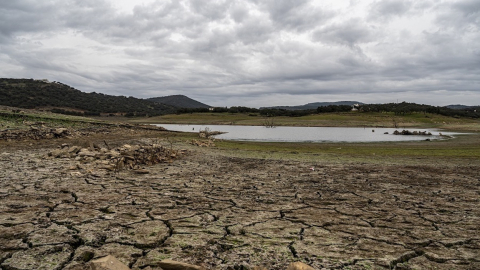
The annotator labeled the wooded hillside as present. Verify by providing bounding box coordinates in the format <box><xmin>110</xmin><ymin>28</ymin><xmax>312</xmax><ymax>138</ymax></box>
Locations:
<box><xmin>0</xmin><ymin>78</ymin><xmax>176</xmax><ymax>116</ymax></box>
<box><xmin>148</xmin><ymin>95</ymin><xmax>210</xmax><ymax>109</ymax></box>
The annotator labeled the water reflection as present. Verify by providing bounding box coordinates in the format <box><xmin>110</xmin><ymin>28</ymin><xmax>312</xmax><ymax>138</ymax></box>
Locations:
<box><xmin>155</xmin><ymin>124</ymin><xmax>460</xmax><ymax>143</ymax></box>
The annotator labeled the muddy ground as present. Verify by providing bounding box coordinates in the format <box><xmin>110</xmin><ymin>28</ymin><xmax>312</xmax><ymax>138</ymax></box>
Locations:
<box><xmin>0</xmin><ymin>132</ymin><xmax>479</xmax><ymax>270</ymax></box>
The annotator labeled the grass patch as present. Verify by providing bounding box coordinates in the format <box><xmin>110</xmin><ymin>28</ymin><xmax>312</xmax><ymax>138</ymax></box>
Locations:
<box><xmin>0</xmin><ymin>109</ymin><xmax>105</xmax><ymax>130</ymax></box>
<box><xmin>211</xmin><ymin>133</ymin><xmax>480</xmax><ymax>165</ymax></box>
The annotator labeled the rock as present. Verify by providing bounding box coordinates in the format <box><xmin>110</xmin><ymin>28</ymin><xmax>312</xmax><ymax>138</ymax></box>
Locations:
<box><xmin>100</xmin><ymin>165</ymin><xmax>116</xmax><ymax>171</ymax></box>
<box><xmin>49</xmin><ymin>148</ymin><xmax>67</xmax><ymax>158</ymax></box>
<box><xmin>191</xmin><ymin>139</ymin><xmax>215</xmax><ymax>147</ymax></box>
<box><xmin>89</xmin><ymin>255</ymin><xmax>131</xmax><ymax>270</ymax></box>
<box><xmin>68</xmin><ymin>146</ymin><xmax>82</xmax><ymax>154</ymax></box>
<box><xmin>72</xmin><ymin>247</ymin><xmax>95</xmax><ymax>262</ymax></box>
<box><xmin>156</xmin><ymin>259</ymin><xmax>205</xmax><ymax>270</ymax></box>
<box><xmin>54</xmin><ymin>128</ymin><xmax>68</xmax><ymax>136</ymax></box>
<box><xmin>78</xmin><ymin>150</ymin><xmax>96</xmax><ymax>157</ymax></box>
<box><xmin>63</xmin><ymin>262</ymin><xmax>89</xmax><ymax>270</ymax></box>
<box><xmin>286</xmin><ymin>262</ymin><xmax>315</xmax><ymax>270</ymax></box>
<box><xmin>90</xmin><ymin>142</ymin><xmax>101</xmax><ymax>151</ymax></box>
<box><xmin>133</xmin><ymin>169</ymin><xmax>149</xmax><ymax>174</ymax></box>
<box><xmin>108</xmin><ymin>150</ymin><xmax>121</xmax><ymax>158</ymax></box>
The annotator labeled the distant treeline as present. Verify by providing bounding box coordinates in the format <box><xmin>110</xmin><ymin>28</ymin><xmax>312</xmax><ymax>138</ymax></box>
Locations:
<box><xmin>0</xmin><ymin>78</ymin><xmax>176</xmax><ymax>116</ymax></box>
<box><xmin>177</xmin><ymin>105</ymin><xmax>358</xmax><ymax>117</ymax></box>
<box><xmin>1</xmin><ymin>79</ymin><xmax>478</xmax><ymax>119</ymax></box>
<box><xmin>360</xmin><ymin>102</ymin><xmax>479</xmax><ymax>118</ymax></box>
<box><xmin>177</xmin><ymin>102</ymin><xmax>480</xmax><ymax>118</ymax></box>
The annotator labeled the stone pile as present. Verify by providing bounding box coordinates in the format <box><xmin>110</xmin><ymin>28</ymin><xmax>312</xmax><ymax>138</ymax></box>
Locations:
<box><xmin>392</xmin><ymin>129</ymin><xmax>432</xmax><ymax>135</ymax></box>
<box><xmin>90</xmin><ymin>256</ymin><xmax>315</xmax><ymax>270</ymax></box>
<box><xmin>190</xmin><ymin>139</ymin><xmax>216</xmax><ymax>147</ymax></box>
<box><xmin>48</xmin><ymin>142</ymin><xmax>184</xmax><ymax>173</ymax></box>
<box><xmin>198</xmin><ymin>129</ymin><xmax>224</xmax><ymax>139</ymax></box>
<box><xmin>0</xmin><ymin>126</ymin><xmax>70</xmax><ymax>140</ymax></box>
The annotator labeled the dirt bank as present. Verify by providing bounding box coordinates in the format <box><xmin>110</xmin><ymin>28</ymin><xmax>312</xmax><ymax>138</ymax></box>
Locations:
<box><xmin>0</xmin><ymin>134</ymin><xmax>479</xmax><ymax>270</ymax></box>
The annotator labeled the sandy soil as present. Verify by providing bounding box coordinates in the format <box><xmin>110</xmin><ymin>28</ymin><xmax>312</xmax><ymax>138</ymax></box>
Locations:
<box><xmin>0</xmin><ymin>132</ymin><xmax>479</xmax><ymax>270</ymax></box>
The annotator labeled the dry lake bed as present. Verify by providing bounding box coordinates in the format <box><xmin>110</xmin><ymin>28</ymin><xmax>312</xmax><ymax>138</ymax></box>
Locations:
<box><xmin>0</xmin><ymin>134</ymin><xmax>479</xmax><ymax>270</ymax></box>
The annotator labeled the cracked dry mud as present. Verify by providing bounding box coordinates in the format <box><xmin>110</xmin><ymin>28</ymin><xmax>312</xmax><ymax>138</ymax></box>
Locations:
<box><xmin>1</xmin><ymin>142</ymin><xmax>479</xmax><ymax>270</ymax></box>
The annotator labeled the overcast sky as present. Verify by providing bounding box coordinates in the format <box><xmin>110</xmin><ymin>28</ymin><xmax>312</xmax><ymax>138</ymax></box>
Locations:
<box><xmin>1</xmin><ymin>0</ymin><xmax>479</xmax><ymax>107</ymax></box>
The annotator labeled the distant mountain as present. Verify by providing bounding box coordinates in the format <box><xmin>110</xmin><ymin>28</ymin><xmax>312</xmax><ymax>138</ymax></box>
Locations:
<box><xmin>263</xmin><ymin>101</ymin><xmax>363</xmax><ymax>111</ymax></box>
<box><xmin>445</xmin><ymin>104</ymin><xmax>478</xmax><ymax>110</ymax></box>
<box><xmin>148</xmin><ymin>95</ymin><xmax>210</xmax><ymax>109</ymax></box>
<box><xmin>0</xmin><ymin>78</ymin><xmax>176</xmax><ymax>116</ymax></box>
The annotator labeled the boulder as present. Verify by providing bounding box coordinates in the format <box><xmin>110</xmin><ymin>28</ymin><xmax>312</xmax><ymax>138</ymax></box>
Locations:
<box><xmin>286</xmin><ymin>262</ymin><xmax>315</xmax><ymax>270</ymax></box>
<box><xmin>89</xmin><ymin>255</ymin><xmax>131</xmax><ymax>270</ymax></box>
<box><xmin>133</xmin><ymin>169</ymin><xmax>149</xmax><ymax>174</ymax></box>
<box><xmin>78</xmin><ymin>150</ymin><xmax>96</xmax><ymax>157</ymax></box>
<box><xmin>54</xmin><ymin>128</ymin><xmax>68</xmax><ymax>136</ymax></box>
<box><xmin>156</xmin><ymin>259</ymin><xmax>205</xmax><ymax>270</ymax></box>
<box><xmin>49</xmin><ymin>148</ymin><xmax>67</xmax><ymax>158</ymax></box>
<box><xmin>68</xmin><ymin>146</ymin><xmax>82</xmax><ymax>154</ymax></box>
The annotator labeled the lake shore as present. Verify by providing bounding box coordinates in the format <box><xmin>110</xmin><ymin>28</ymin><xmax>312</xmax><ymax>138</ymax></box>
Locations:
<box><xmin>125</xmin><ymin>111</ymin><xmax>480</xmax><ymax>132</ymax></box>
<box><xmin>1</xmin><ymin>122</ymin><xmax>480</xmax><ymax>269</ymax></box>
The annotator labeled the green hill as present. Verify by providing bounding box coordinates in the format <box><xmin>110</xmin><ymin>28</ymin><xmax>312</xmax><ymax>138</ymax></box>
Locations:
<box><xmin>263</xmin><ymin>101</ymin><xmax>362</xmax><ymax>110</ymax></box>
<box><xmin>0</xmin><ymin>78</ymin><xmax>176</xmax><ymax>116</ymax></box>
<box><xmin>148</xmin><ymin>95</ymin><xmax>210</xmax><ymax>108</ymax></box>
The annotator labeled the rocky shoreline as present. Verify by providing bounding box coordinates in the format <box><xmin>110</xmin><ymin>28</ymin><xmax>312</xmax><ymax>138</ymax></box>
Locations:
<box><xmin>1</xmin><ymin>133</ymin><xmax>479</xmax><ymax>269</ymax></box>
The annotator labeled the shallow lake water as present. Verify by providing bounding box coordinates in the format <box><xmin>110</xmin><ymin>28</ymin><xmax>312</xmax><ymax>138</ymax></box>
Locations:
<box><xmin>155</xmin><ymin>124</ymin><xmax>461</xmax><ymax>143</ymax></box>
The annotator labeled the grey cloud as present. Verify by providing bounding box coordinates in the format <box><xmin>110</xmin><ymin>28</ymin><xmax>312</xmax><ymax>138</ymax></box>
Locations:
<box><xmin>312</xmin><ymin>18</ymin><xmax>377</xmax><ymax>48</ymax></box>
<box><xmin>255</xmin><ymin>0</ymin><xmax>334</xmax><ymax>32</ymax></box>
<box><xmin>368</xmin><ymin>0</ymin><xmax>413</xmax><ymax>22</ymax></box>
<box><xmin>188</xmin><ymin>0</ymin><xmax>231</xmax><ymax>20</ymax></box>
<box><xmin>435</xmin><ymin>0</ymin><xmax>480</xmax><ymax>31</ymax></box>
<box><xmin>0</xmin><ymin>0</ymin><xmax>479</xmax><ymax>107</ymax></box>
<box><xmin>0</xmin><ymin>1</ymin><xmax>62</xmax><ymax>37</ymax></box>
<box><xmin>230</xmin><ymin>4</ymin><xmax>249</xmax><ymax>23</ymax></box>
<box><xmin>235</xmin><ymin>16</ymin><xmax>274</xmax><ymax>45</ymax></box>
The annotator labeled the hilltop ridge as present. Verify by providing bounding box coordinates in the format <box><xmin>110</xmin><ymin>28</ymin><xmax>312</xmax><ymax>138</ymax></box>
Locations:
<box><xmin>0</xmin><ymin>78</ymin><xmax>206</xmax><ymax>116</ymax></box>
<box><xmin>148</xmin><ymin>95</ymin><xmax>210</xmax><ymax>109</ymax></box>
<box><xmin>262</xmin><ymin>101</ymin><xmax>363</xmax><ymax>110</ymax></box>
